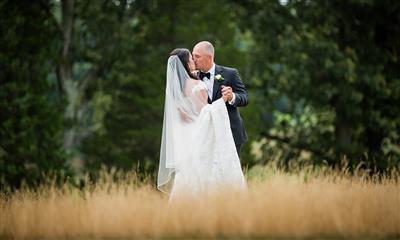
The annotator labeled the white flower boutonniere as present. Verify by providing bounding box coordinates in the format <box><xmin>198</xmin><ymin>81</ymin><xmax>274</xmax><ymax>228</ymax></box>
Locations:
<box><xmin>215</xmin><ymin>74</ymin><xmax>224</xmax><ymax>81</ymax></box>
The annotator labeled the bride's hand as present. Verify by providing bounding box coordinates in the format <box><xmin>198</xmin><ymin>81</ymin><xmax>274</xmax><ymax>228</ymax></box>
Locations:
<box><xmin>221</xmin><ymin>85</ymin><xmax>229</xmax><ymax>102</ymax></box>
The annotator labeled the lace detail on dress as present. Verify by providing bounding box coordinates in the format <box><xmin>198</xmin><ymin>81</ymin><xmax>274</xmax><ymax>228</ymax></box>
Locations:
<box><xmin>169</xmin><ymin>98</ymin><xmax>246</xmax><ymax>201</ymax></box>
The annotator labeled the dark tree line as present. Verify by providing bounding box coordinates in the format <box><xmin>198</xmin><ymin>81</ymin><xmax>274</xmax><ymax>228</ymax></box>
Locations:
<box><xmin>1</xmin><ymin>0</ymin><xmax>399</xmax><ymax>189</ymax></box>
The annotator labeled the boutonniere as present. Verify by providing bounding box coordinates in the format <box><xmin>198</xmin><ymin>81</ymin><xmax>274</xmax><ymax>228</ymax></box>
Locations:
<box><xmin>215</xmin><ymin>74</ymin><xmax>224</xmax><ymax>81</ymax></box>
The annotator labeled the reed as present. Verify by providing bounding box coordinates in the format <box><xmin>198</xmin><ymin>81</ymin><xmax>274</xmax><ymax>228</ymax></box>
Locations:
<box><xmin>1</xmin><ymin>167</ymin><xmax>399</xmax><ymax>239</ymax></box>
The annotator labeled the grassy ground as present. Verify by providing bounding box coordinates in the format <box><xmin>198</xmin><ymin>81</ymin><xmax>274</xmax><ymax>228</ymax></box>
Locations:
<box><xmin>1</xmin><ymin>166</ymin><xmax>399</xmax><ymax>239</ymax></box>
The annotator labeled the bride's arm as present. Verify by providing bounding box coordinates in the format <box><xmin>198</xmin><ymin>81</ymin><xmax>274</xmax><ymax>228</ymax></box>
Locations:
<box><xmin>177</xmin><ymin>79</ymin><xmax>206</xmax><ymax>121</ymax></box>
<box><xmin>198</xmin><ymin>89</ymin><xmax>208</xmax><ymax>107</ymax></box>
<box><xmin>190</xmin><ymin>81</ymin><xmax>229</xmax><ymax>113</ymax></box>
<box><xmin>191</xmin><ymin>82</ymin><xmax>208</xmax><ymax>113</ymax></box>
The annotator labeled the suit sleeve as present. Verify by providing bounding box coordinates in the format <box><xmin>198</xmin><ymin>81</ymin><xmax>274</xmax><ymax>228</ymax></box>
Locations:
<box><xmin>231</xmin><ymin>69</ymin><xmax>248</xmax><ymax>107</ymax></box>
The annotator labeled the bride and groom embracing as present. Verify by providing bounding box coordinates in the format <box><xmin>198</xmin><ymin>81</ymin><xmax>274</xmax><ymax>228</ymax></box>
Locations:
<box><xmin>157</xmin><ymin>41</ymin><xmax>249</xmax><ymax>200</ymax></box>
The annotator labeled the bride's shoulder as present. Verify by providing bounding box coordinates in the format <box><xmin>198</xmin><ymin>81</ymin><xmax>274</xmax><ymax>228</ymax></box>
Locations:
<box><xmin>190</xmin><ymin>80</ymin><xmax>206</xmax><ymax>93</ymax></box>
<box><xmin>189</xmin><ymin>78</ymin><xmax>205</xmax><ymax>86</ymax></box>
<box><xmin>195</xmin><ymin>80</ymin><xmax>207</xmax><ymax>88</ymax></box>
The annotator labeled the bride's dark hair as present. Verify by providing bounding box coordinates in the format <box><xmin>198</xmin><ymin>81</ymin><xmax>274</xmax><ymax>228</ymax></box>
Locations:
<box><xmin>170</xmin><ymin>48</ymin><xmax>198</xmax><ymax>79</ymax></box>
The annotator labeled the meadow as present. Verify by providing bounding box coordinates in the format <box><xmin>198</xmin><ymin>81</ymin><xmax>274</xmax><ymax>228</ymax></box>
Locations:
<box><xmin>1</xmin><ymin>165</ymin><xmax>399</xmax><ymax>239</ymax></box>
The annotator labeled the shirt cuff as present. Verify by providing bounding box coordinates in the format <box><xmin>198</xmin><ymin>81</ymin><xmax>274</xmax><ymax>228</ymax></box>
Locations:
<box><xmin>228</xmin><ymin>93</ymin><xmax>236</xmax><ymax>105</ymax></box>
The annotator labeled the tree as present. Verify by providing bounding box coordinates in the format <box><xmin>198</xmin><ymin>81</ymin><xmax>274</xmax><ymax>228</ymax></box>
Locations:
<box><xmin>0</xmin><ymin>0</ymin><xmax>67</xmax><ymax>189</ymax></box>
<box><xmin>236</xmin><ymin>0</ymin><xmax>400</xmax><ymax>170</ymax></box>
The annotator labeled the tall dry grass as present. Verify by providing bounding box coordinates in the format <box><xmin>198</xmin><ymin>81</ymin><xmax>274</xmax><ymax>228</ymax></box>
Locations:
<box><xmin>1</xmin><ymin>167</ymin><xmax>399</xmax><ymax>239</ymax></box>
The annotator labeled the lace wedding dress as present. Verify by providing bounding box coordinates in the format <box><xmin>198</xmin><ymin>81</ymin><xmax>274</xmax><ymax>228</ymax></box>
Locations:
<box><xmin>157</xmin><ymin>56</ymin><xmax>246</xmax><ymax>200</ymax></box>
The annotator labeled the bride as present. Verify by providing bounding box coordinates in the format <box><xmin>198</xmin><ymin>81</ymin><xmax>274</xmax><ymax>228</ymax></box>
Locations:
<box><xmin>157</xmin><ymin>48</ymin><xmax>246</xmax><ymax>200</ymax></box>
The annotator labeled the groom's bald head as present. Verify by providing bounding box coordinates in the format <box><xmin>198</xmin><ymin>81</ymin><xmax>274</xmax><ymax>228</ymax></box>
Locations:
<box><xmin>195</xmin><ymin>41</ymin><xmax>214</xmax><ymax>56</ymax></box>
<box><xmin>193</xmin><ymin>41</ymin><xmax>214</xmax><ymax>72</ymax></box>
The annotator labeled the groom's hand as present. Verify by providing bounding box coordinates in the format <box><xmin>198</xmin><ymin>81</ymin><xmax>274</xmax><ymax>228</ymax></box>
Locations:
<box><xmin>221</xmin><ymin>86</ymin><xmax>233</xmax><ymax>102</ymax></box>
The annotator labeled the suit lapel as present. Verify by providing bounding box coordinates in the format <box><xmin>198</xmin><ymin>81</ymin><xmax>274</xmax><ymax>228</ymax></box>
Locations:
<box><xmin>212</xmin><ymin>65</ymin><xmax>223</xmax><ymax>101</ymax></box>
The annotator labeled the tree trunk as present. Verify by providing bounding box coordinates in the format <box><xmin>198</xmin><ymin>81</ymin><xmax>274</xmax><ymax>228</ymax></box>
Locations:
<box><xmin>60</xmin><ymin>0</ymin><xmax>76</xmax><ymax>152</ymax></box>
<box><xmin>58</xmin><ymin>0</ymin><xmax>94</xmax><ymax>167</ymax></box>
<box><xmin>334</xmin><ymin>116</ymin><xmax>352</xmax><ymax>162</ymax></box>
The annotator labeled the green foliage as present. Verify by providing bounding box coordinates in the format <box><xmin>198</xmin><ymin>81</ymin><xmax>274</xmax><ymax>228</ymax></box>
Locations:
<box><xmin>0</xmin><ymin>0</ymin><xmax>68</xmax><ymax>189</ymax></box>
<box><xmin>237</xmin><ymin>0</ymin><xmax>400</xmax><ymax>170</ymax></box>
<box><xmin>2</xmin><ymin>0</ymin><xmax>399</xmax><ymax>189</ymax></box>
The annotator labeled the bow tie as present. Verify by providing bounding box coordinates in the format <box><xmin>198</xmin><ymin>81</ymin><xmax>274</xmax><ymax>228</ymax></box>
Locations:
<box><xmin>199</xmin><ymin>72</ymin><xmax>211</xmax><ymax>80</ymax></box>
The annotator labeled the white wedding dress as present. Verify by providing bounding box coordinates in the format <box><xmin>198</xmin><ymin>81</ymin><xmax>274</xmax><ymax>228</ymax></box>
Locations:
<box><xmin>157</xmin><ymin>56</ymin><xmax>246</xmax><ymax>200</ymax></box>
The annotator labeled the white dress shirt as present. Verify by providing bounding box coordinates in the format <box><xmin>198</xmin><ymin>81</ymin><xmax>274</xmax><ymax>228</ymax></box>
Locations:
<box><xmin>201</xmin><ymin>64</ymin><xmax>215</xmax><ymax>100</ymax></box>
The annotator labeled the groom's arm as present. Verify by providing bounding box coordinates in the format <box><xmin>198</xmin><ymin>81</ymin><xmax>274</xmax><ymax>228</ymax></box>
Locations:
<box><xmin>229</xmin><ymin>69</ymin><xmax>248</xmax><ymax>107</ymax></box>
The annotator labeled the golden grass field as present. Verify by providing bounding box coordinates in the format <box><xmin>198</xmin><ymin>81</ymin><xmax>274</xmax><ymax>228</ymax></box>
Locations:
<box><xmin>1</xmin><ymin>166</ymin><xmax>399</xmax><ymax>239</ymax></box>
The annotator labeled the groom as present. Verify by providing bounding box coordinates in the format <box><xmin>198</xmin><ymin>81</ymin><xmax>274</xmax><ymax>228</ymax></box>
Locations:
<box><xmin>192</xmin><ymin>41</ymin><xmax>248</xmax><ymax>156</ymax></box>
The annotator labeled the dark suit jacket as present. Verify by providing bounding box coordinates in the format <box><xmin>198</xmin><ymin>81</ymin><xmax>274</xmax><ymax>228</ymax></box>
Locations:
<box><xmin>208</xmin><ymin>64</ymin><xmax>248</xmax><ymax>145</ymax></box>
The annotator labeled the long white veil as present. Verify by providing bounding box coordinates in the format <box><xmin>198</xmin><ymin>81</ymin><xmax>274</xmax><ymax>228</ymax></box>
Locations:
<box><xmin>157</xmin><ymin>55</ymin><xmax>207</xmax><ymax>193</ymax></box>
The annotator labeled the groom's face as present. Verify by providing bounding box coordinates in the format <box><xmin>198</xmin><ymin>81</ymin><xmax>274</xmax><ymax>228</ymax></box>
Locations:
<box><xmin>192</xmin><ymin>47</ymin><xmax>212</xmax><ymax>72</ymax></box>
